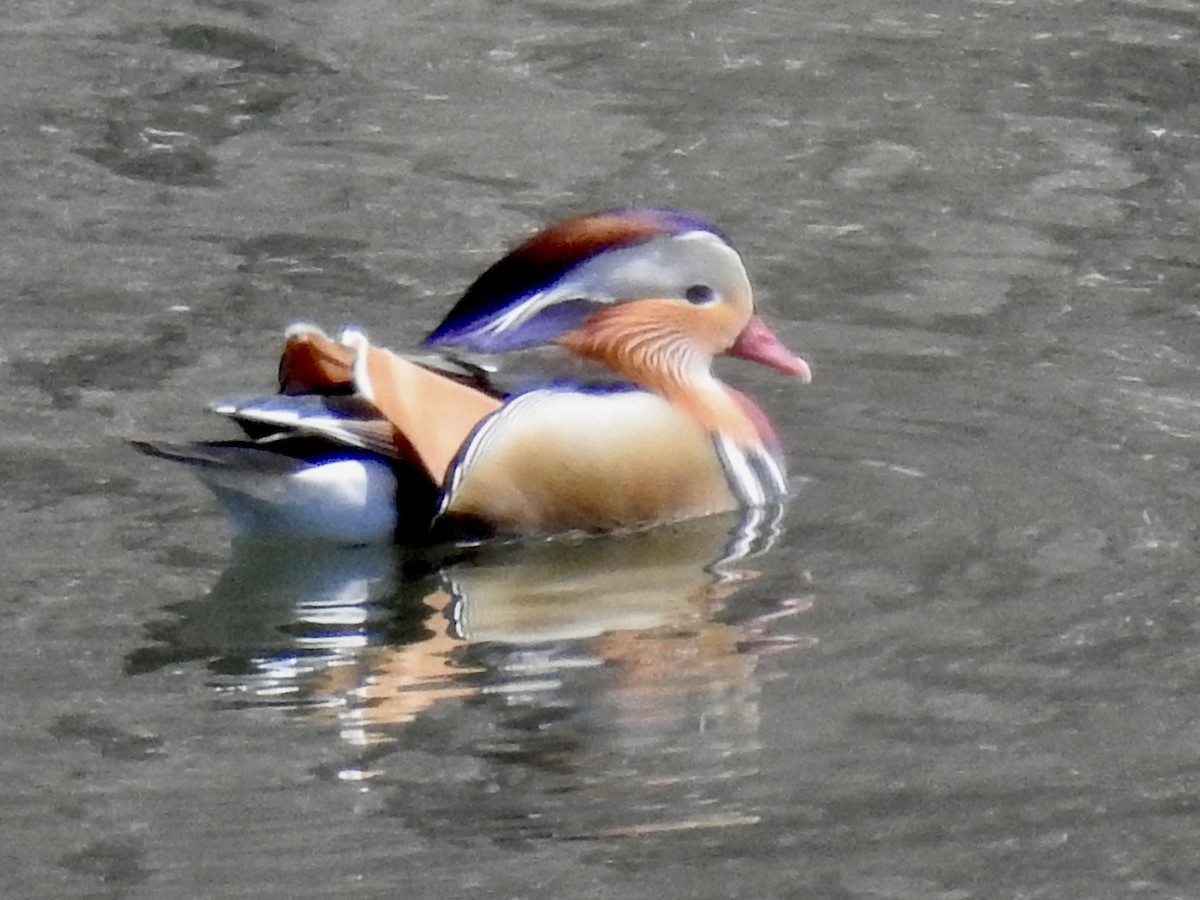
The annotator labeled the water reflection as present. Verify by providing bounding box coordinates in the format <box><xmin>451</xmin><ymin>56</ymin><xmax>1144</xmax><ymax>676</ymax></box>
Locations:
<box><xmin>130</xmin><ymin>508</ymin><xmax>814</xmax><ymax>837</ymax></box>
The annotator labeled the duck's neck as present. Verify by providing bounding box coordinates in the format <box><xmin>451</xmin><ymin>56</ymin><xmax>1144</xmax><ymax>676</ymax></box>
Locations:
<box><xmin>558</xmin><ymin>326</ymin><xmax>762</xmax><ymax>447</ymax></box>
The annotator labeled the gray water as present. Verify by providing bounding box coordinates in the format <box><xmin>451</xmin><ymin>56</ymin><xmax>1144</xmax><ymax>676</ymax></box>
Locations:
<box><xmin>5</xmin><ymin>0</ymin><xmax>1200</xmax><ymax>897</ymax></box>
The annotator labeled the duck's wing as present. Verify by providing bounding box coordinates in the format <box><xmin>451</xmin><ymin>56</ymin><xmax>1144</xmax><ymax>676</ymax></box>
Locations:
<box><xmin>280</xmin><ymin>321</ymin><xmax>622</xmax><ymax>400</ymax></box>
<box><xmin>279</xmin><ymin>323</ymin><xmax>504</xmax><ymax>397</ymax></box>
<box><xmin>276</xmin><ymin>325</ymin><xmax>502</xmax><ymax>485</ymax></box>
<box><xmin>213</xmin><ymin>393</ymin><xmax>401</xmax><ymax>457</ymax></box>
<box><xmin>338</xmin><ymin>330</ymin><xmax>502</xmax><ymax>485</ymax></box>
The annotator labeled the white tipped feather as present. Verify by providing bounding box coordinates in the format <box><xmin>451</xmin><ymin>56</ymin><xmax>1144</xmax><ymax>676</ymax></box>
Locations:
<box><xmin>339</xmin><ymin>328</ymin><xmax>375</xmax><ymax>403</ymax></box>
<box><xmin>213</xmin><ymin>394</ymin><xmax>398</xmax><ymax>458</ymax></box>
<box><xmin>284</xmin><ymin>322</ymin><xmax>332</xmax><ymax>340</ymax></box>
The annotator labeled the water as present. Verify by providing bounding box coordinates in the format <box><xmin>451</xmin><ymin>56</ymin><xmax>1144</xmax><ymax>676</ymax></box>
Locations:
<box><xmin>4</xmin><ymin>0</ymin><xmax>1200</xmax><ymax>897</ymax></box>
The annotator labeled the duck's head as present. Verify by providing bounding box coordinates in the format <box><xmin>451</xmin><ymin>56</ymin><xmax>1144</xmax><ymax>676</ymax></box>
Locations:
<box><xmin>423</xmin><ymin>207</ymin><xmax>811</xmax><ymax>383</ymax></box>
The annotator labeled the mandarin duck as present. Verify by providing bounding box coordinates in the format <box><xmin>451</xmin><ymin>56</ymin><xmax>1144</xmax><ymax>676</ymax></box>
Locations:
<box><xmin>136</xmin><ymin>208</ymin><xmax>812</xmax><ymax>544</ymax></box>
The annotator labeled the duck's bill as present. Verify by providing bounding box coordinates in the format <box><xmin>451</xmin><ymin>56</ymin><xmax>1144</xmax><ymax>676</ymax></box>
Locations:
<box><xmin>728</xmin><ymin>315</ymin><xmax>812</xmax><ymax>383</ymax></box>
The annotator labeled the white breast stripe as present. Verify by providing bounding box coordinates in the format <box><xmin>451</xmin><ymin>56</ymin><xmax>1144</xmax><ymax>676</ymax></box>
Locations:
<box><xmin>437</xmin><ymin>396</ymin><xmax>527</xmax><ymax>516</ymax></box>
<box><xmin>340</xmin><ymin>329</ymin><xmax>374</xmax><ymax>403</ymax></box>
<box><xmin>714</xmin><ymin>435</ymin><xmax>766</xmax><ymax>508</ymax></box>
<box><xmin>750</xmin><ymin>445</ymin><xmax>789</xmax><ymax>497</ymax></box>
<box><xmin>713</xmin><ymin>436</ymin><xmax>789</xmax><ymax>510</ymax></box>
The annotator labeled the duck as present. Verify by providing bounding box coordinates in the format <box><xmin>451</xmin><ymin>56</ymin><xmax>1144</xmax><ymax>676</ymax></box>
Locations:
<box><xmin>135</xmin><ymin>207</ymin><xmax>812</xmax><ymax>544</ymax></box>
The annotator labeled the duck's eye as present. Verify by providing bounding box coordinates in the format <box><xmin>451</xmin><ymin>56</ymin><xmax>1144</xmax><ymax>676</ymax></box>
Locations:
<box><xmin>684</xmin><ymin>283</ymin><xmax>716</xmax><ymax>305</ymax></box>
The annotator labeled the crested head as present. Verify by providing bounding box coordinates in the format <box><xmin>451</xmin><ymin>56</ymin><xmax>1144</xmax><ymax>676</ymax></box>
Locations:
<box><xmin>423</xmin><ymin>207</ymin><xmax>749</xmax><ymax>354</ymax></box>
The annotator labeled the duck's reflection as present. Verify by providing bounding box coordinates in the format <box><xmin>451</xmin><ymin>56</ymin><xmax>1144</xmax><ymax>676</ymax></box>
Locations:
<box><xmin>131</xmin><ymin>507</ymin><xmax>814</xmax><ymax>838</ymax></box>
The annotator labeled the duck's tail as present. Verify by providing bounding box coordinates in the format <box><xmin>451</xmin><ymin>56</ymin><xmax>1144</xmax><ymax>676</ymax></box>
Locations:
<box><xmin>132</xmin><ymin>439</ymin><xmax>403</xmax><ymax>544</ymax></box>
<box><xmin>135</xmin><ymin>326</ymin><xmax>504</xmax><ymax>542</ymax></box>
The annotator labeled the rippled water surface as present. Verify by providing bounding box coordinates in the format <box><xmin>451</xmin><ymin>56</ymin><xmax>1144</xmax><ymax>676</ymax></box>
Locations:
<box><xmin>6</xmin><ymin>1</ymin><xmax>1200</xmax><ymax>897</ymax></box>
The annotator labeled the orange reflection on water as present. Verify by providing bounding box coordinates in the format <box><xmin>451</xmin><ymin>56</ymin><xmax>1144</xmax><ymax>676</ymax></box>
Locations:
<box><xmin>134</xmin><ymin>509</ymin><xmax>815</xmax><ymax>836</ymax></box>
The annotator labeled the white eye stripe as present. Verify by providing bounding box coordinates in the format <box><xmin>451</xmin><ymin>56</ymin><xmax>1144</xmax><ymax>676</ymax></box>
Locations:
<box><xmin>465</xmin><ymin>230</ymin><xmax>750</xmax><ymax>340</ymax></box>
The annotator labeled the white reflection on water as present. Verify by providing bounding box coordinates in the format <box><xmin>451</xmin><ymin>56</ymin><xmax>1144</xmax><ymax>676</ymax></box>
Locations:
<box><xmin>130</xmin><ymin>507</ymin><xmax>816</xmax><ymax>837</ymax></box>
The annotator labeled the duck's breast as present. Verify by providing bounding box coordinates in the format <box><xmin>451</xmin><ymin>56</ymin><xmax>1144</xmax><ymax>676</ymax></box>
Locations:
<box><xmin>439</xmin><ymin>385</ymin><xmax>739</xmax><ymax>534</ymax></box>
